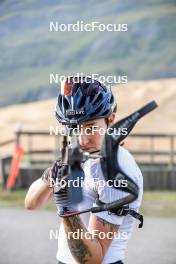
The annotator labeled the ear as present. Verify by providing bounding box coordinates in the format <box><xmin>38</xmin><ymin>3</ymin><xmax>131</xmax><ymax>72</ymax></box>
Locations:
<box><xmin>107</xmin><ymin>112</ymin><xmax>116</xmax><ymax>126</ymax></box>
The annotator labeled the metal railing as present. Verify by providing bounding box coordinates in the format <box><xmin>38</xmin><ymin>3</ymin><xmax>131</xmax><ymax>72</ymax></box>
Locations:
<box><xmin>1</xmin><ymin>131</ymin><xmax>176</xmax><ymax>190</ymax></box>
<box><xmin>128</xmin><ymin>133</ymin><xmax>176</xmax><ymax>169</ymax></box>
<box><xmin>1</xmin><ymin>131</ymin><xmax>176</xmax><ymax>167</ymax></box>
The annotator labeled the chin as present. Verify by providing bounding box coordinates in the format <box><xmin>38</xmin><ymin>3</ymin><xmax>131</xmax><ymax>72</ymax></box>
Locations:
<box><xmin>81</xmin><ymin>148</ymin><xmax>94</xmax><ymax>152</ymax></box>
<box><xmin>81</xmin><ymin>146</ymin><xmax>100</xmax><ymax>152</ymax></box>
<box><xmin>89</xmin><ymin>148</ymin><xmax>100</xmax><ymax>153</ymax></box>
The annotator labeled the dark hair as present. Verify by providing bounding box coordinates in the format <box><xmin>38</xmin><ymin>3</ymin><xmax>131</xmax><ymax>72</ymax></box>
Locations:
<box><xmin>113</xmin><ymin>104</ymin><xmax>117</xmax><ymax>113</ymax></box>
<box><xmin>105</xmin><ymin>102</ymin><xmax>117</xmax><ymax>126</ymax></box>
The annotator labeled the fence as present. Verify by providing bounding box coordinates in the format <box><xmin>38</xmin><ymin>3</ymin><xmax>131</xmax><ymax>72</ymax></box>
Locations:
<box><xmin>127</xmin><ymin>133</ymin><xmax>176</xmax><ymax>166</ymax></box>
<box><xmin>0</xmin><ymin>130</ymin><xmax>176</xmax><ymax>189</ymax></box>
<box><xmin>126</xmin><ymin>134</ymin><xmax>176</xmax><ymax>190</ymax></box>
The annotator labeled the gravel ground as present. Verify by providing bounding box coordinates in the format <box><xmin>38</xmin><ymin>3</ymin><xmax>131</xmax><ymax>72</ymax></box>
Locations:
<box><xmin>0</xmin><ymin>208</ymin><xmax>175</xmax><ymax>264</ymax></box>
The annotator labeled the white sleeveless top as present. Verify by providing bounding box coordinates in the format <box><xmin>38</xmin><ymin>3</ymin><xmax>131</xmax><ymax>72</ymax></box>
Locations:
<box><xmin>56</xmin><ymin>146</ymin><xmax>143</xmax><ymax>263</ymax></box>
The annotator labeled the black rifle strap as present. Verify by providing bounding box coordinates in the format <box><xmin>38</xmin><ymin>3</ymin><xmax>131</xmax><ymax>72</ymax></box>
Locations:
<box><xmin>100</xmin><ymin>145</ymin><xmax>139</xmax><ymax>197</ymax></box>
<box><xmin>96</xmin><ymin>199</ymin><xmax>143</xmax><ymax>228</ymax></box>
<box><xmin>100</xmin><ymin>143</ymin><xmax>142</xmax><ymax>227</ymax></box>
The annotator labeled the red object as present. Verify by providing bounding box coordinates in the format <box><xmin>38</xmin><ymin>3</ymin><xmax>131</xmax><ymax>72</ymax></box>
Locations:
<box><xmin>64</xmin><ymin>81</ymin><xmax>72</xmax><ymax>96</ymax></box>
<box><xmin>6</xmin><ymin>146</ymin><xmax>25</xmax><ymax>190</ymax></box>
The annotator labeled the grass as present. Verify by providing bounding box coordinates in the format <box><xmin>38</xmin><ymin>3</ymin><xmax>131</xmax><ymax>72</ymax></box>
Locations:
<box><xmin>0</xmin><ymin>185</ymin><xmax>55</xmax><ymax>211</ymax></box>
<box><xmin>0</xmin><ymin>185</ymin><xmax>176</xmax><ymax>217</ymax></box>
<box><xmin>141</xmin><ymin>191</ymin><xmax>176</xmax><ymax>217</ymax></box>
<box><xmin>0</xmin><ymin>186</ymin><xmax>27</xmax><ymax>208</ymax></box>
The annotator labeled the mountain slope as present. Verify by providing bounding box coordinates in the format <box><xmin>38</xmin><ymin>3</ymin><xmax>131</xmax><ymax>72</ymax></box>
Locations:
<box><xmin>0</xmin><ymin>0</ymin><xmax>176</xmax><ymax>106</ymax></box>
<box><xmin>1</xmin><ymin>78</ymin><xmax>176</xmax><ymax>140</ymax></box>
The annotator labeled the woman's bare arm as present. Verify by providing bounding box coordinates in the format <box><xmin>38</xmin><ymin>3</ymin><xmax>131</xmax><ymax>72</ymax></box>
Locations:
<box><xmin>24</xmin><ymin>178</ymin><xmax>53</xmax><ymax>209</ymax></box>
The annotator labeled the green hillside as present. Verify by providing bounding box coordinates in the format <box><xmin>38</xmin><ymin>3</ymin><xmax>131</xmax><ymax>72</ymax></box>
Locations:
<box><xmin>0</xmin><ymin>0</ymin><xmax>176</xmax><ymax>106</ymax></box>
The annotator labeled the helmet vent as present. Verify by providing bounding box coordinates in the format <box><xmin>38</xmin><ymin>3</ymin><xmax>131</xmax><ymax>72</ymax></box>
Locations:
<box><xmin>79</xmin><ymin>95</ymin><xmax>86</xmax><ymax>108</ymax></box>
<box><xmin>95</xmin><ymin>104</ymin><xmax>103</xmax><ymax>114</ymax></box>
<box><xmin>96</xmin><ymin>93</ymin><xmax>103</xmax><ymax>103</ymax></box>
<box><xmin>110</xmin><ymin>95</ymin><xmax>114</xmax><ymax>103</ymax></box>
<box><xmin>103</xmin><ymin>109</ymin><xmax>110</xmax><ymax>116</ymax></box>
<box><xmin>63</xmin><ymin>97</ymin><xmax>70</xmax><ymax>110</ymax></box>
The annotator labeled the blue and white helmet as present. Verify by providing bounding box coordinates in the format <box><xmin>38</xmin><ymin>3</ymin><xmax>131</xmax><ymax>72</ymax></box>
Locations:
<box><xmin>55</xmin><ymin>77</ymin><xmax>116</xmax><ymax>126</ymax></box>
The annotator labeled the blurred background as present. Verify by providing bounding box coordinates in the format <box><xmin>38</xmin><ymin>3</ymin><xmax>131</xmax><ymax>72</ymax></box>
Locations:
<box><xmin>0</xmin><ymin>0</ymin><xmax>176</xmax><ymax>264</ymax></box>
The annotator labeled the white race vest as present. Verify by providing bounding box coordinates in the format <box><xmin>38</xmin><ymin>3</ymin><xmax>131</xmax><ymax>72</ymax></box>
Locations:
<box><xmin>56</xmin><ymin>146</ymin><xmax>143</xmax><ymax>263</ymax></box>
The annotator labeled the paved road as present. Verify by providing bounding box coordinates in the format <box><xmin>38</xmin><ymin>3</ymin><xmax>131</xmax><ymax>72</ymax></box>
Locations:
<box><xmin>0</xmin><ymin>208</ymin><xmax>175</xmax><ymax>264</ymax></box>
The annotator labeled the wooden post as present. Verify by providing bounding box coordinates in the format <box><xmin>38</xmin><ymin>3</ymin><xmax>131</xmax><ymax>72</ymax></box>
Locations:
<box><xmin>15</xmin><ymin>123</ymin><xmax>22</xmax><ymax>147</ymax></box>
<box><xmin>150</xmin><ymin>135</ymin><xmax>155</xmax><ymax>164</ymax></box>
<box><xmin>28</xmin><ymin>133</ymin><xmax>33</xmax><ymax>165</ymax></box>
<box><xmin>169</xmin><ymin>135</ymin><xmax>175</xmax><ymax>171</ymax></box>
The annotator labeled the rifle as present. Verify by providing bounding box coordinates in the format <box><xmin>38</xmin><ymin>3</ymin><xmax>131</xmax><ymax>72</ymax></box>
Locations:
<box><xmin>59</xmin><ymin>101</ymin><xmax>158</xmax><ymax>227</ymax></box>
